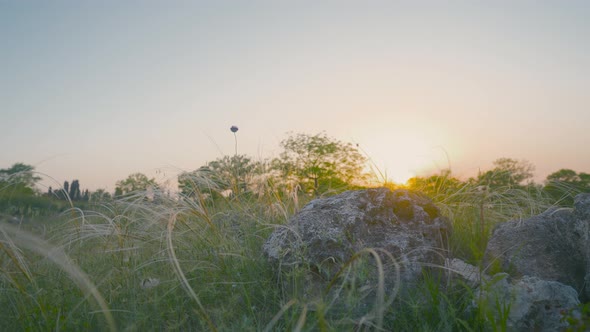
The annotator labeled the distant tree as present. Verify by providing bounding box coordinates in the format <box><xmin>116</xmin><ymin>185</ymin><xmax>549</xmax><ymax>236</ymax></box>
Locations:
<box><xmin>547</xmin><ymin>169</ymin><xmax>579</xmax><ymax>183</ymax></box>
<box><xmin>276</xmin><ymin>132</ymin><xmax>367</xmax><ymax>196</ymax></box>
<box><xmin>178</xmin><ymin>166</ymin><xmax>221</xmax><ymax>200</ymax></box>
<box><xmin>0</xmin><ymin>163</ymin><xmax>62</xmax><ymax>218</ymax></box>
<box><xmin>544</xmin><ymin>169</ymin><xmax>590</xmax><ymax>206</ymax></box>
<box><xmin>0</xmin><ymin>163</ymin><xmax>41</xmax><ymax>195</ymax></box>
<box><xmin>55</xmin><ymin>180</ymin><xmax>71</xmax><ymax>200</ymax></box>
<box><xmin>69</xmin><ymin>180</ymin><xmax>81</xmax><ymax>200</ymax></box>
<box><xmin>476</xmin><ymin>158</ymin><xmax>535</xmax><ymax>189</ymax></box>
<box><xmin>115</xmin><ymin>173</ymin><xmax>158</xmax><ymax>197</ymax></box>
<box><xmin>406</xmin><ymin>170</ymin><xmax>465</xmax><ymax>199</ymax></box>
<box><xmin>46</xmin><ymin>186</ymin><xmax>58</xmax><ymax>199</ymax></box>
<box><xmin>90</xmin><ymin>189</ymin><xmax>112</xmax><ymax>203</ymax></box>
<box><xmin>209</xmin><ymin>155</ymin><xmax>256</xmax><ymax>195</ymax></box>
<box><xmin>178</xmin><ymin>155</ymin><xmax>257</xmax><ymax>199</ymax></box>
<box><xmin>82</xmin><ymin>189</ymin><xmax>89</xmax><ymax>202</ymax></box>
<box><xmin>63</xmin><ymin>181</ymin><xmax>70</xmax><ymax>196</ymax></box>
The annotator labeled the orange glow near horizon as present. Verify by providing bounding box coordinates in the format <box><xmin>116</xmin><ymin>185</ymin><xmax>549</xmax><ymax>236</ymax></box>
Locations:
<box><xmin>358</xmin><ymin>125</ymin><xmax>454</xmax><ymax>185</ymax></box>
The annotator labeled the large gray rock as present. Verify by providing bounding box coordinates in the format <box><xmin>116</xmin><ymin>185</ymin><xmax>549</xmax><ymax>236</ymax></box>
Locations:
<box><xmin>479</xmin><ymin>274</ymin><xmax>579</xmax><ymax>331</ymax></box>
<box><xmin>484</xmin><ymin>193</ymin><xmax>590</xmax><ymax>300</ymax></box>
<box><xmin>263</xmin><ymin>188</ymin><xmax>449</xmax><ymax>287</ymax></box>
<box><xmin>575</xmin><ymin>193</ymin><xmax>590</xmax><ymax>220</ymax></box>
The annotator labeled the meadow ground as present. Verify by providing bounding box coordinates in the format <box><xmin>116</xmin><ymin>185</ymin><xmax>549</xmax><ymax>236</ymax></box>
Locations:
<box><xmin>0</xmin><ymin>178</ymin><xmax>579</xmax><ymax>331</ymax></box>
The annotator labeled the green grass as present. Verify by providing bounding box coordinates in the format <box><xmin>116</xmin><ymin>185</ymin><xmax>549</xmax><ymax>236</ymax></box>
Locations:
<box><xmin>0</xmin><ymin>174</ymin><xmax>564</xmax><ymax>331</ymax></box>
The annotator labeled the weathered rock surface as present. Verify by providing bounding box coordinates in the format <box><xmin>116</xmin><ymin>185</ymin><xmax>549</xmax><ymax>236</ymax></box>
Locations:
<box><xmin>484</xmin><ymin>193</ymin><xmax>590</xmax><ymax>300</ymax></box>
<box><xmin>263</xmin><ymin>187</ymin><xmax>449</xmax><ymax>284</ymax></box>
<box><xmin>479</xmin><ymin>274</ymin><xmax>579</xmax><ymax>332</ymax></box>
<box><xmin>575</xmin><ymin>193</ymin><xmax>590</xmax><ymax>220</ymax></box>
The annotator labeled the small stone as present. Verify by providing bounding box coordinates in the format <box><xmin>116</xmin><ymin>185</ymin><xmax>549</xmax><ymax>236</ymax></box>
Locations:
<box><xmin>140</xmin><ymin>277</ymin><xmax>160</xmax><ymax>289</ymax></box>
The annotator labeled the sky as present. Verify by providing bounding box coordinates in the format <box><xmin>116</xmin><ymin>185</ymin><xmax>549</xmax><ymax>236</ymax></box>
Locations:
<box><xmin>1</xmin><ymin>1</ymin><xmax>590</xmax><ymax>192</ymax></box>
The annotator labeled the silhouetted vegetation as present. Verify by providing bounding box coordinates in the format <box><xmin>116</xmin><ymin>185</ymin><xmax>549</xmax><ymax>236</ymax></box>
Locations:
<box><xmin>0</xmin><ymin>163</ymin><xmax>62</xmax><ymax>218</ymax></box>
<box><xmin>277</xmin><ymin>132</ymin><xmax>367</xmax><ymax>196</ymax></box>
<box><xmin>114</xmin><ymin>172</ymin><xmax>158</xmax><ymax>198</ymax></box>
<box><xmin>544</xmin><ymin>169</ymin><xmax>590</xmax><ymax>206</ymax></box>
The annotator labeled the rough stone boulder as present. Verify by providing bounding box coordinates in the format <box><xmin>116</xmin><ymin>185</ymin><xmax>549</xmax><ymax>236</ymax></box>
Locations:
<box><xmin>448</xmin><ymin>259</ymin><xmax>580</xmax><ymax>331</ymax></box>
<box><xmin>479</xmin><ymin>274</ymin><xmax>579</xmax><ymax>332</ymax></box>
<box><xmin>263</xmin><ymin>188</ymin><xmax>449</xmax><ymax>284</ymax></box>
<box><xmin>484</xmin><ymin>193</ymin><xmax>590</xmax><ymax>300</ymax></box>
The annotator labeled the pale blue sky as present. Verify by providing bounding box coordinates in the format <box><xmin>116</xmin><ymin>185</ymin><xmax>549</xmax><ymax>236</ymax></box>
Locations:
<box><xmin>1</xmin><ymin>1</ymin><xmax>589</xmax><ymax>191</ymax></box>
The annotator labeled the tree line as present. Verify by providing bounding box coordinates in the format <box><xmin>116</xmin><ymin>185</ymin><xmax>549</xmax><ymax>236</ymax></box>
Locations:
<box><xmin>174</xmin><ymin>133</ymin><xmax>590</xmax><ymax>208</ymax></box>
<box><xmin>1</xmin><ymin>132</ymin><xmax>589</xmax><ymax>218</ymax></box>
<box><xmin>178</xmin><ymin>132</ymin><xmax>367</xmax><ymax>200</ymax></box>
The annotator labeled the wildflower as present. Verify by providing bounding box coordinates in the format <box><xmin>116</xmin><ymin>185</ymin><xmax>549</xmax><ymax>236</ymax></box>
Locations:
<box><xmin>230</xmin><ymin>125</ymin><xmax>239</xmax><ymax>156</ymax></box>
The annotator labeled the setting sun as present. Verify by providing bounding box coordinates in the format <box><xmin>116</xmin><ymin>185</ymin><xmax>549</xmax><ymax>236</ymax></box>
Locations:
<box><xmin>356</xmin><ymin>124</ymin><xmax>454</xmax><ymax>185</ymax></box>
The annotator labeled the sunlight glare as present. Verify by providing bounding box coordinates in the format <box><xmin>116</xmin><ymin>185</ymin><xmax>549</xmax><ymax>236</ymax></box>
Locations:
<box><xmin>359</xmin><ymin>128</ymin><xmax>452</xmax><ymax>185</ymax></box>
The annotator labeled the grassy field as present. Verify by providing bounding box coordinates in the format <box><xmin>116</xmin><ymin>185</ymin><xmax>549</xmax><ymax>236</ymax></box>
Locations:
<box><xmin>0</xmin><ymin>176</ymin><xmax>566</xmax><ymax>331</ymax></box>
